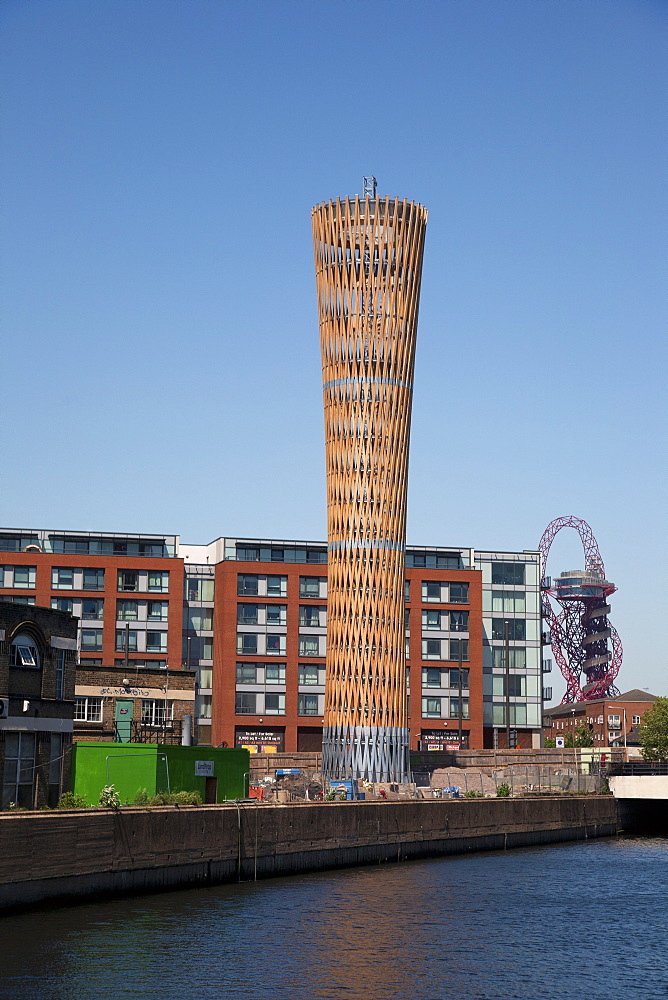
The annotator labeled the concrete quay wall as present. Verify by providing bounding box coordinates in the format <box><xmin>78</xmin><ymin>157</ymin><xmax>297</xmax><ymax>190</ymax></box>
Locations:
<box><xmin>0</xmin><ymin>796</ymin><xmax>618</xmax><ymax>912</ymax></box>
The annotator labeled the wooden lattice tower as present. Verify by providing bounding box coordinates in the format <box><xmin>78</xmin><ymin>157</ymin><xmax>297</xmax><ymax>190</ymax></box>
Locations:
<box><xmin>311</xmin><ymin>190</ymin><xmax>428</xmax><ymax>782</ymax></box>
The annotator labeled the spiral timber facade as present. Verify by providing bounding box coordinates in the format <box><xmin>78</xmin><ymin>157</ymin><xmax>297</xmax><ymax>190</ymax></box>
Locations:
<box><xmin>312</xmin><ymin>193</ymin><xmax>428</xmax><ymax>783</ymax></box>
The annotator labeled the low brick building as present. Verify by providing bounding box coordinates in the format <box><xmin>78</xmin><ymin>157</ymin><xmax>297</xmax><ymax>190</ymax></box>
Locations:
<box><xmin>74</xmin><ymin>663</ymin><xmax>197</xmax><ymax>744</ymax></box>
<box><xmin>543</xmin><ymin>689</ymin><xmax>658</xmax><ymax>749</ymax></box>
<box><xmin>0</xmin><ymin>602</ymin><xmax>77</xmax><ymax>807</ymax></box>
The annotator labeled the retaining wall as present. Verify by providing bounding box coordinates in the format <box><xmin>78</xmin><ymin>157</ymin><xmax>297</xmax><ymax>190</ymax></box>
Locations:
<box><xmin>0</xmin><ymin>796</ymin><xmax>618</xmax><ymax>912</ymax></box>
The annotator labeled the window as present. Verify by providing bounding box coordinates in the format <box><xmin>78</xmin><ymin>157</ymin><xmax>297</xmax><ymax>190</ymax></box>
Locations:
<box><xmin>81</xmin><ymin>629</ymin><xmax>103</xmax><ymax>652</ymax></box>
<box><xmin>82</xmin><ymin>598</ymin><xmax>103</xmax><ymax>620</ymax></box>
<box><xmin>148</xmin><ymin>571</ymin><xmax>169</xmax><ymax>593</ymax></box>
<box><xmin>492</xmin><ymin>648</ymin><xmax>527</xmax><ymax>670</ymax></box>
<box><xmin>266</xmin><ymin>604</ymin><xmax>287</xmax><ymax>625</ymax></box>
<box><xmin>492</xmin><ymin>591</ymin><xmax>526</xmax><ymax>614</ymax></box>
<box><xmin>449</xmin><ymin>583</ymin><xmax>469</xmax><ymax>604</ymax></box>
<box><xmin>2</xmin><ymin>732</ymin><xmax>36</xmax><ymax>809</ymax></box>
<box><xmin>237</xmin><ymin>604</ymin><xmax>258</xmax><ymax>624</ymax></box>
<box><xmin>405</xmin><ymin>608</ymin><xmax>411</xmax><ymax>628</ymax></box>
<box><xmin>299</xmin><ymin>606</ymin><xmax>322</xmax><ymax>627</ymax></box>
<box><xmin>49</xmin><ymin>733</ymin><xmax>63</xmax><ymax>790</ymax></box>
<box><xmin>118</xmin><ymin>570</ymin><xmax>139</xmax><ymax>592</ymax></box>
<box><xmin>187</xmin><ymin>608</ymin><xmax>213</xmax><ymax>631</ymax></box>
<box><xmin>422</xmin><ymin>581</ymin><xmax>442</xmax><ymax>602</ymax></box>
<box><xmin>491</xmin><ymin>619</ymin><xmax>526</xmax><ymax>641</ymax></box>
<box><xmin>608</xmin><ymin>715</ymin><xmax>620</xmax><ymax>728</ymax></box>
<box><xmin>597</xmin><ymin>715</ymin><xmax>603</xmax><ymax>724</ymax></box>
<box><xmin>10</xmin><ymin>638</ymin><xmax>39</xmax><ymax>668</ymax></box>
<box><xmin>74</xmin><ymin>697</ymin><xmax>103</xmax><ymax>722</ymax></box>
<box><xmin>237</xmin><ymin>634</ymin><xmax>258</xmax><ymax>655</ymax></box>
<box><xmin>299</xmin><ymin>636</ymin><xmax>320</xmax><ymax>657</ymax></box>
<box><xmin>404</xmin><ymin>580</ymin><xmax>411</xmax><ymax>600</ymax></box>
<box><xmin>422</xmin><ymin>610</ymin><xmax>441</xmax><ymax>629</ymax></box>
<box><xmin>197</xmin><ymin>667</ymin><xmax>213</xmax><ymax>688</ymax></box>
<box><xmin>236</xmin><ymin>663</ymin><xmax>258</xmax><ymax>684</ymax></box>
<box><xmin>10</xmin><ymin>565</ymin><xmax>36</xmax><ymax>589</ymax></box>
<box><xmin>115</xmin><ymin>629</ymin><xmax>137</xmax><ymax>652</ymax></box>
<box><xmin>422</xmin><ymin>667</ymin><xmax>442</xmax><ymax>688</ymax></box>
<box><xmin>186</xmin><ymin>578</ymin><xmax>214</xmax><ymax>602</ymax></box>
<box><xmin>267</xmin><ymin>575</ymin><xmax>287</xmax><ymax>597</ymax></box>
<box><xmin>265</xmin><ymin>663</ymin><xmax>285</xmax><ymax>683</ymax></box>
<box><xmin>422</xmin><ymin>639</ymin><xmax>442</xmax><ymax>660</ymax></box>
<box><xmin>52</xmin><ymin>567</ymin><xmax>74</xmax><ymax>590</ymax></box>
<box><xmin>55</xmin><ymin>649</ymin><xmax>66</xmax><ymax>699</ymax></box>
<box><xmin>238</xmin><ymin>574</ymin><xmax>258</xmax><ymax>596</ymax></box>
<box><xmin>632</xmin><ymin>715</ymin><xmax>641</xmax><ymax>725</ymax></box>
<box><xmin>147</xmin><ymin>600</ymin><xmax>168</xmax><ymax>621</ymax></box>
<box><xmin>492</xmin><ymin>703</ymin><xmax>527</xmax><ymax>726</ymax></box>
<box><xmin>450</xmin><ymin>611</ymin><xmax>469</xmax><ymax>632</ymax></box>
<box><xmin>449</xmin><ymin>668</ymin><xmax>469</xmax><ymax>690</ymax></box>
<box><xmin>266</xmin><ymin>635</ymin><xmax>286</xmax><ymax>655</ymax></box>
<box><xmin>117</xmin><ymin>600</ymin><xmax>139</xmax><ymax>621</ymax></box>
<box><xmin>449</xmin><ymin>639</ymin><xmax>469</xmax><ymax>661</ymax></box>
<box><xmin>449</xmin><ymin>698</ymin><xmax>470</xmax><ymax>719</ymax></box>
<box><xmin>298</xmin><ymin>664</ymin><xmax>320</xmax><ymax>685</ymax></box>
<box><xmin>82</xmin><ymin>568</ymin><xmax>104</xmax><ymax>591</ymax></box>
<box><xmin>298</xmin><ymin>694</ymin><xmax>319</xmax><ymax>716</ymax></box>
<box><xmin>422</xmin><ymin>697</ymin><xmax>442</xmax><ymax>718</ymax></box>
<box><xmin>146</xmin><ymin>631</ymin><xmax>167</xmax><ymax>653</ymax></box>
<box><xmin>51</xmin><ymin>597</ymin><xmax>74</xmax><ymax>614</ymax></box>
<box><xmin>492</xmin><ymin>675</ymin><xmax>526</xmax><ymax>697</ymax></box>
<box><xmin>609</xmin><ymin>731</ymin><xmax>621</xmax><ymax>741</ymax></box>
<box><xmin>491</xmin><ymin>562</ymin><xmax>525</xmax><ymax>586</ymax></box>
<box><xmin>299</xmin><ymin>577</ymin><xmax>322</xmax><ymax>598</ymax></box>
<box><xmin>141</xmin><ymin>699</ymin><xmax>172</xmax><ymax>726</ymax></box>
<box><xmin>197</xmin><ymin>696</ymin><xmax>212</xmax><ymax>720</ymax></box>
<box><xmin>185</xmin><ymin>636</ymin><xmax>213</xmax><ymax>660</ymax></box>
<box><xmin>3</xmin><ymin>595</ymin><xmax>35</xmax><ymax>605</ymax></box>
<box><xmin>236</xmin><ymin>547</ymin><xmax>259</xmax><ymax>561</ymax></box>
<box><xmin>236</xmin><ymin>692</ymin><xmax>256</xmax><ymax>714</ymax></box>
<box><xmin>264</xmin><ymin>693</ymin><xmax>285</xmax><ymax>715</ymax></box>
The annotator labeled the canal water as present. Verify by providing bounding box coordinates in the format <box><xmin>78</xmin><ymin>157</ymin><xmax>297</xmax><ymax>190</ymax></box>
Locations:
<box><xmin>1</xmin><ymin>836</ymin><xmax>666</xmax><ymax>1000</ymax></box>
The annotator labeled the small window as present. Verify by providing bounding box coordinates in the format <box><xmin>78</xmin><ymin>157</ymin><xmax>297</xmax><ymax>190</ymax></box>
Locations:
<box><xmin>298</xmin><ymin>694</ymin><xmax>319</xmax><ymax>716</ymax></box>
<box><xmin>51</xmin><ymin>598</ymin><xmax>74</xmax><ymax>613</ymax></box>
<box><xmin>298</xmin><ymin>664</ymin><xmax>320</xmax><ymax>685</ymax></box>
<box><xmin>115</xmin><ymin>629</ymin><xmax>137</xmax><ymax>652</ymax></box>
<box><xmin>491</xmin><ymin>619</ymin><xmax>525</xmax><ymax>641</ymax></box>
<box><xmin>237</xmin><ymin>603</ymin><xmax>259</xmax><ymax>624</ymax></box>
<box><xmin>117</xmin><ymin>600</ymin><xmax>139</xmax><ymax>621</ymax></box>
<box><xmin>236</xmin><ymin>663</ymin><xmax>258</xmax><ymax>684</ymax></box>
<box><xmin>82</xmin><ymin>598</ymin><xmax>103</xmax><ymax>620</ymax></box>
<box><xmin>148</xmin><ymin>571</ymin><xmax>169</xmax><ymax>593</ymax></box>
<box><xmin>449</xmin><ymin>668</ymin><xmax>469</xmax><ymax>690</ymax></box>
<box><xmin>299</xmin><ymin>605</ymin><xmax>322</xmax><ymax>627</ymax></box>
<box><xmin>81</xmin><ymin>630</ymin><xmax>103</xmax><ymax>652</ymax></box>
<box><xmin>299</xmin><ymin>577</ymin><xmax>322</xmax><ymax>598</ymax></box>
<box><xmin>404</xmin><ymin>580</ymin><xmax>411</xmax><ymax>601</ymax></box>
<box><xmin>449</xmin><ymin>698</ymin><xmax>469</xmax><ymax>720</ymax></box>
<box><xmin>141</xmin><ymin>699</ymin><xmax>172</xmax><ymax>726</ymax></box>
<box><xmin>449</xmin><ymin>639</ymin><xmax>469</xmax><ymax>662</ymax></box>
<box><xmin>236</xmin><ymin>692</ymin><xmax>256</xmax><ymax>715</ymax></box>
<box><xmin>52</xmin><ymin>567</ymin><xmax>74</xmax><ymax>590</ymax></box>
<box><xmin>118</xmin><ymin>570</ymin><xmax>139</xmax><ymax>592</ymax></box>
<box><xmin>422</xmin><ymin>581</ymin><xmax>442</xmax><ymax>602</ymax></box>
<box><xmin>491</xmin><ymin>563</ymin><xmax>525</xmax><ymax>586</ymax></box>
<box><xmin>237</xmin><ymin>634</ymin><xmax>258</xmax><ymax>655</ymax></box>
<box><xmin>422</xmin><ymin>667</ymin><xmax>442</xmax><ymax>688</ymax></box>
<box><xmin>632</xmin><ymin>715</ymin><xmax>641</xmax><ymax>725</ymax></box>
<box><xmin>55</xmin><ymin>649</ymin><xmax>66</xmax><ymax>699</ymax></box>
<box><xmin>264</xmin><ymin>693</ymin><xmax>285</xmax><ymax>715</ymax></box>
<box><xmin>12</xmin><ymin>565</ymin><xmax>36</xmax><ymax>589</ymax></box>
<box><xmin>422</xmin><ymin>610</ymin><xmax>441</xmax><ymax>629</ymax></box>
<box><xmin>450</xmin><ymin>610</ymin><xmax>469</xmax><ymax>632</ymax></box>
<box><xmin>266</xmin><ymin>634</ymin><xmax>286</xmax><ymax>655</ymax></box>
<box><xmin>422</xmin><ymin>639</ymin><xmax>442</xmax><ymax>660</ymax></box>
<box><xmin>147</xmin><ymin>601</ymin><xmax>168</xmax><ymax>621</ymax></box>
<box><xmin>299</xmin><ymin>636</ymin><xmax>320</xmax><ymax>657</ymax></box>
<box><xmin>82</xmin><ymin>568</ymin><xmax>104</xmax><ymax>591</ymax></box>
<box><xmin>266</xmin><ymin>604</ymin><xmax>287</xmax><ymax>625</ymax></box>
<box><xmin>10</xmin><ymin>643</ymin><xmax>38</xmax><ymax>667</ymax></box>
<box><xmin>237</xmin><ymin>574</ymin><xmax>259</xmax><ymax>596</ymax></box>
<box><xmin>74</xmin><ymin>697</ymin><xmax>103</xmax><ymax>722</ymax></box>
<box><xmin>449</xmin><ymin>583</ymin><xmax>469</xmax><ymax>604</ymax></box>
<box><xmin>267</xmin><ymin>575</ymin><xmax>287</xmax><ymax>596</ymax></box>
<box><xmin>146</xmin><ymin>631</ymin><xmax>167</xmax><ymax>653</ymax></box>
<box><xmin>265</xmin><ymin>663</ymin><xmax>285</xmax><ymax>683</ymax></box>
<box><xmin>422</xmin><ymin>697</ymin><xmax>442</xmax><ymax>718</ymax></box>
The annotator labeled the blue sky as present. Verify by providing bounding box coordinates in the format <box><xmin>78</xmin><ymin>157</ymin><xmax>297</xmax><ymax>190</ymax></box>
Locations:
<box><xmin>2</xmin><ymin>0</ymin><xmax>666</xmax><ymax>700</ymax></box>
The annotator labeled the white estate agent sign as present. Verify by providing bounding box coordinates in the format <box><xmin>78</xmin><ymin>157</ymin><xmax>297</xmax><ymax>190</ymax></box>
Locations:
<box><xmin>195</xmin><ymin>760</ymin><xmax>215</xmax><ymax>776</ymax></box>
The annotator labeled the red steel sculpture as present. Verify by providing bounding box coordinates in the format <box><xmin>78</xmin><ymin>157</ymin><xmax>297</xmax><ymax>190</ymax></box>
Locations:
<box><xmin>538</xmin><ymin>516</ymin><xmax>622</xmax><ymax>704</ymax></box>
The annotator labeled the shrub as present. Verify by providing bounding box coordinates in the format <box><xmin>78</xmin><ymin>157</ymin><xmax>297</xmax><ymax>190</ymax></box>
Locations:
<box><xmin>134</xmin><ymin>788</ymin><xmax>150</xmax><ymax>805</ymax></box>
<box><xmin>148</xmin><ymin>790</ymin><xmax>202</xmax><ymax>806</ymax></box>
<box><xmin>58</xmin><ymin>792</ymin><xmax>89</xmax><ymax>809</ymax></box>
<box><xmin>496</xmin><ymin>782</ymin><xmax>511</xmax><ymax>797</ymax></box>
<box><xmin>464</xmin><ymin>789</ymin><xmax>484</xmax><ymax>798</ymax></box>
<box><xmin>99</xmin><ymin>785</ymin><xmax>121</xmax><ymax>808</ymax></box>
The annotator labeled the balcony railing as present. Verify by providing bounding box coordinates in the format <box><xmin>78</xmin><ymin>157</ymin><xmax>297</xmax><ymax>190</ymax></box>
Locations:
<box><xmin>114</xmin><ymin>719</ymin><xmax>183</xmax><ymax>745</ymax></box>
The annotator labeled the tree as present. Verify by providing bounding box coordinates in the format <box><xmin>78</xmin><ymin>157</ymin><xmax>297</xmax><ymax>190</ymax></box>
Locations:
<box><xmin>639</xmin><ymin>697</ymin><xmax>668</xmax><ymax>761</ymax></box>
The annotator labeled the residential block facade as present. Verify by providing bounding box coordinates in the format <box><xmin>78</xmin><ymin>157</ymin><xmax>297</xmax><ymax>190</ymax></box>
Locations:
<box><xmin>543</xmin><ymin>689</ymin><xmax>658</xmax><ymax>749</ymax></box>
<box><xmin>0</xmin><ymin>528</ymin><xmax>544</xmax><ymax>752</ymax></box>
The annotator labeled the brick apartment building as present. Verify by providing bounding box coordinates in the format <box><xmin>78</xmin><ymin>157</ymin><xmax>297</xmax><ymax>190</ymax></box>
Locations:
<box><xmin>543</xmin><ymin>689</ymin><xmax>658</xmax><ymax>748</ymax></box>
<box><xmin>0</xmin><ymin>527</ymin><xmax>545</xmax><ymax>752</ymax></box>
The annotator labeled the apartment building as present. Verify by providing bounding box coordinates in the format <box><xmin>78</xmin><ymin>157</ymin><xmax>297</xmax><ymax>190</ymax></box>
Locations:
<box><xmin>0</xmin><ymin>528</ymin><xmax>543</xmax><ymax>750</ymax></box>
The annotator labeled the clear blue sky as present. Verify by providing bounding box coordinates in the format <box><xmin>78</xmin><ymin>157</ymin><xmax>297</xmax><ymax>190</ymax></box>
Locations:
<box><xmin>2</xmin><ymin>0</ymin><xmax>666</xmax><ymax>700</ymax></box>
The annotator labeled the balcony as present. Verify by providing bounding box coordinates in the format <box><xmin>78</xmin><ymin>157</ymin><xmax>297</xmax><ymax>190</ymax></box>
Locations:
<box><xmin>114</xmin><ymin>720</ymin><xmax>183</xmax><ymax>745</ymax></box>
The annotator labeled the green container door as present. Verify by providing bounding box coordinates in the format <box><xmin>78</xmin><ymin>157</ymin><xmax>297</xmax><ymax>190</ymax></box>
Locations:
<box><xmin>115</xmin><ymin>699</ymin><xmax>134</xmax><ymax>743</ymax></box>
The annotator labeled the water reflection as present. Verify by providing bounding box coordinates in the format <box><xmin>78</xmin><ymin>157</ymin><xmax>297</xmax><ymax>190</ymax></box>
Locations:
<box><xmin>0</xmin><ymin>837</ymin><xmax>666</xmax><ymax>1000</ymax></box>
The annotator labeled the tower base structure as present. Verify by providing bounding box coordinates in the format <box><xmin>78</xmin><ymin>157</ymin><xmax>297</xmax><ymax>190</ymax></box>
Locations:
<box><xmin>322</xmin><ymin>724</ymin><xmax>410</xmax><ymax>784</ymax></box>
